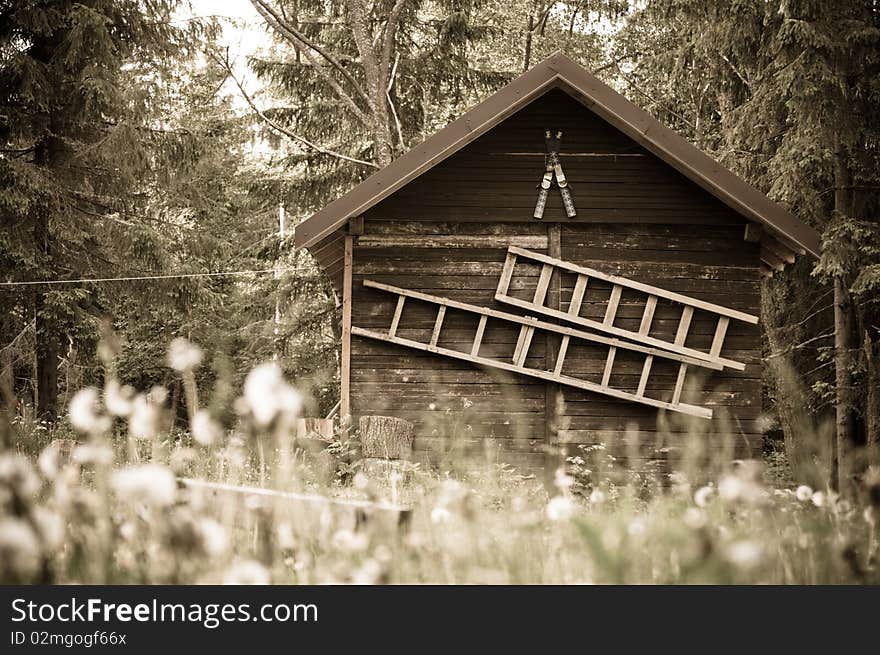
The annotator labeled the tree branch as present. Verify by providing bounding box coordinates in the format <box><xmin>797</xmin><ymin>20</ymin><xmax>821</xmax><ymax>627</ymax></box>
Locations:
<box><xmin>250</xmin><ymin>0</ymin><xmax>371</xmax><ymax>123</ymax></box>
<box><xmin>212</xmin><ymin>53</ymin><xmax>378</xmax><ymax>169</ymax></box>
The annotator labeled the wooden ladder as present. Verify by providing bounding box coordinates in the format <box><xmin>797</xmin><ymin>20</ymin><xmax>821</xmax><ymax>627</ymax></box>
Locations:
<box><xmin>495</xmin><ymin>246</ymin><xmax>757</xmax><ymax>375</ymax></box>
<box><xmin>353</xmin><ymin>279</ymin><xmax>723</xmax><ymax>419</ymax></box>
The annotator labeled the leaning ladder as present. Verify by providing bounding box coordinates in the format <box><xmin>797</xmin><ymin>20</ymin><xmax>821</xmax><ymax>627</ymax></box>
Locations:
<box><xmin>352</xmin><ymin>279</ymin><xmax>725</xmax><ymax>419</ymax></box>
<box><xmin>494</xmin><ymin>246</ymin><xmax>758</xmax><ymax>408</ymax></box>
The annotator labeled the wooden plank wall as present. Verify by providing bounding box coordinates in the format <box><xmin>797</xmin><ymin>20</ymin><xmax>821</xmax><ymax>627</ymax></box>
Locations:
<box><xmin>348</xmin><ymin>87</ymin><xmax>763</xmax><ymax>473</ymax></box>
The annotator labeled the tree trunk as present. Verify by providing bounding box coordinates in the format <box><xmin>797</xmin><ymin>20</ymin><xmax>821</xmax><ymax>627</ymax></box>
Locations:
<box><xmin>864</xmin><ymin>332</ymin><xmax>879</xmax><ymax>465</ymax></box>
<box><xmin>833</xmin><ymin>138</ymin><xmax>857</xmax><ymax>495</ymax></box>
<box><xmin>833</xmin><ymin>275</ymin><xmax>856</xmax><ymax>494</ymax></box>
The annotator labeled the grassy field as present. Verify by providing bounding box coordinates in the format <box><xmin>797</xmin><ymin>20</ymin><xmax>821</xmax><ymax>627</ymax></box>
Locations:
<box><xmin>2</xmin><ymin>342</ymin><xmax>878</xmax><ymax>585</ymax></box>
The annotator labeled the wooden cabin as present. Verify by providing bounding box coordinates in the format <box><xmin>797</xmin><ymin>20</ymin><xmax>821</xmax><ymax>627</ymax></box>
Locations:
<box><xmin>294</xmin><ymin>53</ymin><xmax>821</xmax><ymax>474</ymax></box>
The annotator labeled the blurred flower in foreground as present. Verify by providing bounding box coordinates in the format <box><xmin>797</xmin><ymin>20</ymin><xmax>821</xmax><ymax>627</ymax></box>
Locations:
<box><xmin>112</xmin><ymin>464</ymin><xmax>177</xmax><ymax>507</ymax></box>
<box><xmin>725</xmin><ymin>540</ymin><xmax>763</xmax><ymax>570</ymax></box>
<box><xmin>104</xmin><ymin>379</ymin><xmax>135</xmax><ymax>417</ymax></box>
<box><xmin>589</xmin><ymin>489</ymin><xmax>606</xmax><ymax>505</ymax></box>
<box><xmin>546</xmin><ymin>495</ymin><xmax>575</xmax><ymax>521</ymax></box>
<box><xmin>694</xmin><ymin>485</ymin><xmax>713</xmax><ymax>508</ymax></box>
<box><xmin>73</xmin><ymin>443</ymin><xmax>113</xmax><ymax>467</ymax></box>
<box><xmin>430</xmin><ymin>506</ymin><xmax>452</xmax><ymax>524</ymax></box>
<box><xmin>795</xmin><ymin>485</ymin><xmax>813</xmax><ymax>502</ymax></box>
<box><xmin>167</xmin><ymin>338</ymin><xmax>203</xmax><ymax>372</ymax></box>
<box><xmin>69</xmin><ymin>388</ymin><xmax>111</xmax><ymax>436</ymax></box>
<box><xmin>811</xmin><ymin>491</ymin><xmax>826</xmax><ymax>508</ymax></box>
<box><xmin>191</xmin><ymin>410</ymin><xmax>223</xmax><ymax>447</ymax></box>
<box><xmin>128</xmin><ymin>394</ymin><xmax>160</xmax><ymax>440</ymax></box>
<box><xmin>0</xmin><ymin>518</ymin><xmax>41</xmax><ymax>582</ymax></box>
<box><xmin>0</xmin><ymin>454</ymin><xmax>41</xmax><ymax>503</ymax></box>
<box><xmin>223</xmin><ymin>560</ymin><xmax>270</xmax><ymax>585</ymax></box>
<box><xmin>243</xmin><ymin>363</ymin><xmax>302</xmax><ymax>427</ymax></box>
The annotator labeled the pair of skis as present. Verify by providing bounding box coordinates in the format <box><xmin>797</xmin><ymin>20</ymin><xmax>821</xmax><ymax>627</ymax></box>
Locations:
<box><xmin>534</xmin><ymin>130</ymin><xmax>576</xmax><ymax>219</ymax></box>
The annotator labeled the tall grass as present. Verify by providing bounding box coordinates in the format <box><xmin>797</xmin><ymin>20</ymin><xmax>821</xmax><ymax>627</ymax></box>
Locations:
<box><xmin>1</xmin><ymin>338</ymin><xmax>878</xmax><ymax>585</ymax></box>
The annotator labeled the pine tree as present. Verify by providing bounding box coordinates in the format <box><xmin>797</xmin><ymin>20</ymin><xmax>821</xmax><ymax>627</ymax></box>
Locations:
<box><xmin>0</xmin><ymin>0</ymin><xmax>202</xmax><ymax>419</ymax></box>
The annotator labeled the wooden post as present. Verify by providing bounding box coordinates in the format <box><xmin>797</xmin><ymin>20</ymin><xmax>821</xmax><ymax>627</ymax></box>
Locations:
<box><xmin>341</xmin><ymin>235</ymin><xmax>353</xmax><ymax>420</ymax></box>
<box><xmin>545</xmin><ymin>224</ymin><xmax>562</xmax><ymax>486</ymax></box>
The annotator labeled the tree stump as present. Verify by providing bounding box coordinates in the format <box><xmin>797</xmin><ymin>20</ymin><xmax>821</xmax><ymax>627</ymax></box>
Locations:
<box><xmin>360</xmin><ymin>457</ymin><xmax>416</xmax><ymax>480</ymax></box>
<box><xmin>359</xmin><ymin>415</ymin><xmax>414</xmax><ymax>460</ymax></box>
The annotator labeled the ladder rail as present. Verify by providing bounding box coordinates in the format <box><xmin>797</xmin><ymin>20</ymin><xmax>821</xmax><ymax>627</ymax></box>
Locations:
<box><xmin>363</xmin><ymin>279</ymin><xmax>722</xmax><ymax>371</ymax></box>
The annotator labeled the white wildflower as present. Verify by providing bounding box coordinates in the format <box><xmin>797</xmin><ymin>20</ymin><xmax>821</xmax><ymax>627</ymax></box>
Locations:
<box><xmin>589</xmin><ymin>489</ymin><xmax>606</xmax><ymax>505</ymax></box>
<box><xmin>68</xmin><ymin>388</ymin><xmax>111</xmax><ymax>436</ymax></box>
<box><xmin>191</xmin><ymin>410</ymin><xmax>223</xmax><ymax>447</ymax></box>
<box><xmin>352</xmin><ymin>559</ymin><xmax>383</xmax><ymax>584</ymax></box>
<box><xmin>694</xmin><ymin>485</ymin><xmax>713</xmax><ymax>508</ymax></box>
<box><xmin>223</xmin><ymin>560</ymin><xmax>270</xmax><ymax>585</ymax></box>
<box><xmin>32</xmin><ymin>507</ymin><xmax>64</xmax><ymax>551</ymax></box>
<box><xmin>198</xmin><ymin>518</ymin><xmax>229</xmax><ymax>557</ymax></box>
<box><xmin>0</xmin><ymin>518</ymin><xmax>41</xmax><ymax>580</ymax></box>
<box><xmin>104</xmin><ymin>379</ymin><xmax>135</xmax><ymax>417</ymax></box>
<box><xmin>167</xmin><ymin>338</ymin><xmax>203</xmax><ymax>372</ymax></box>
<box><xmin>795</xmin><ymin>485</ymin><xmax>813</xmax><ymax>502</ymax></box>
<box><xmin>546</xmin><ymin>495</ymin><xmax>575</xmax><ymax>521</ymax></box>
<box><xmin>430</xmin><ymin>506</ymin><xmax>452</xmax><ymax>524</ymax></box>
<box><xmin>554</xmin><ymin>467</ymin><xmax>575</xmax><ymax>491</ymax></box>
<box><xmin>112</xmin><ymin>464</ymin><xmax>177</xmax><ymax>507</ymax></box>
<box><xmin>243</xmin><ymin>363</ymin><xmax>302</xmax><ymax>426</ymax></box>
<box><xmin>128</xmin><ymin>394</ymin><xmax>160</xmax><ymax>440</ymax></box>
<box><xmin>0</xmin><ymin>453</ymin><xmax>41</xmax><ymax>500</ymax></box>
<box><xmin>811</xmin><ymin>491</ymin><xmax>826</xmax><ymax>508</ymax></box>
<box><xmin>683</xmin><ymin>507</ymin><xmax>707</xmax><ymax>529</ymax></box>
<box><xmin>72</xmin><ymin>443</ymin><xmax>113</xmax><ymax>467</ymax></box>
<box><xmin>726</xmin><ymin>540</ymin><xmax>763</xmax><ymax>570</ymax></box>
<box><xmin>331</xmin><ymin>529</ymin><xmax>369</xmax><ymax>553</ymax></box>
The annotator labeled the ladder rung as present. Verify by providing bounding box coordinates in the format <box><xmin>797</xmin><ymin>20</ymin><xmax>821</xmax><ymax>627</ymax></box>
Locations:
<box><xmin>569</xmin><ymin>274</ymin><xmax>588</xmax><ymax>316</ymax></box>
<box><xmin>603</xmin><ymin>285</ymin><xmax>622</xmax><ymax>326</ymax></box>
<box><xmin>512</xmin><ymin>325</ymin><xmax>535</xmax><ymax>367</ymax></box>
<box><xmin>430</xmin><ymin>305</ymin><xmax>446</xmax><ymax>347</ymax></box>
<box><xmin>496</xmin><ymin>252</ymin><xmax>517</xmax><ymax>296</ymax></box>
<box><xmin>471</xmin><ymin>315</ymin><xmax>488</xmax><ymax>356</ymax></box>
<box><xmin>601</xmin><ymin>346</ymin><xmax>616</xmax><ymax>388</ymax></box>
<box><xmin>389</xmin><ymin>296</ymin><xmax>406</xmax><ymax>337</ymax></box>
<box><xmin>554</xmin><ymin>335</ymin><xmax>570</xmax><ymax>377</ymax></box>
<box><xmin>675</xmin><ymin>306</ymin><xmax>694</xmax><ymax>345</ymax></box>
<box><xmin>639</xmin><ymin>295</ymin><xmax>657</xmax><ymax>335</ymax></box>
<box><xmin>710</xmin><ymin>316</ymin><xmax>730</xmax><ymax>357</ymax></box>
<box><xmin>636</xmin><ymin>355</ymin><xmax>653</xmax><ymax>397</ymax></box>
<box><xmin>532</xmin><ymin>263</ymin><xmax>554</xmax><ymax>306</ymax></box>
<box><xmin>672</xmin><ymin>364</ymin><xmax>688</xmax><ymax>405</ymax></box>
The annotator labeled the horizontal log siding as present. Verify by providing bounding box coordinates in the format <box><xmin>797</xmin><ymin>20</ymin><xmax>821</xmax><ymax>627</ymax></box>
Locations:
<box><xmin>351</xmin><ymin>222</ymin><xmax>549</xmax><ymax>472</ymax></box>
<box><xmin>349</xmin><ymin>88</ymin><xmax>763</xmax><ymax>472</ymax></box>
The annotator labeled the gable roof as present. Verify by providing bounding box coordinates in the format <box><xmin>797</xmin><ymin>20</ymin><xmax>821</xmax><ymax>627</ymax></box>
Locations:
<box><xmin>294</xmin><ymin>52</ymin><xmax>820</xmax><ymax>259</ymax></box>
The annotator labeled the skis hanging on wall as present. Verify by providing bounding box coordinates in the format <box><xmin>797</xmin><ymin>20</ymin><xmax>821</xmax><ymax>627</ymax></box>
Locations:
<box><xmin>534</xmin><ymin>130</ymin><xmax>577</xmax><ymax>220</ymax></box>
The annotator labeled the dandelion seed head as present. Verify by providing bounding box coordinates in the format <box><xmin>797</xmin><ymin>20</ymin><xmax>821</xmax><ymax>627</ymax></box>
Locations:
<box><xmin>68</xmin><ymin>388</ymin><xmax>111</xmax><ymax>436</ymax></box>
<box><xmin>112</xmin><ymin>464</ymin><xmax>177</xmax><ymax>507</ymax></box>
<box><xmin>430</xmin><ymin>506</ymin><xmax>452</xmax><ymax>524</ymax></box>
<box><xmin>589</xmin><ymin>489</ymin><xmax>606</xmax><ymax>505</ymax></box>
<box><xmin>128</xmin><ymin>394</ymin><xmax>160</xmax><ymax>440</ymax></box>
<box><xmin>795</xmin><ymin>485</ymin><xmax>813</xmax><ymax>502</ymax></box>
<box><xmin>352</xmin><ymin>558</ymin><xmax>383</xmax><ymax>584</ymax></box>
<box><xmin>32</xmin><ymin>507</ymin><xmax>64</xmax><ymax>551</ymax></box>
<box><xmin>811</xmin><ymin>491</ymin><xmax>826</xmax><ymax>507</ymax></box>
<box><xmin>726</xmin><ymin>540</ymin><xmax>763</xmax><ymax>570</ymax></box>
<box><xmin>683</xmin><ymin>507</ymin><xmax>707</xmax><ymax>529</ymax></box>
<box><xmin>694</xmin><ymin>485</ymin><xmax>713</xmax><ymax>508</ymax></box>
<box><xmin>104</xmin><ymin>379</ymin><xmax>135</xmax><ymax>417</ymax></box>
<box><xmin>167</xmin><ymin>338</ymin><xmax>203</xmax><ymax>372</ymax></box>
<box><xmin>331</xmin><ymin>529</ymin><xmax>369</xmax><ymax>553</ymax></box>
<box><xmin>243</xmin><ymin>363</ymin><xmax>301</xmax><ymax>426</ymax></box>
<box><xmin>0</xmin><ymin>454</ymin><xmax>40</xmax><ymax>502</ymax></box>
<box><xmin>198</xmin><ymin>518</ymin><xmax>229</xmax><ymax>557</ymax></box>
<box><xmin>554</xmin><ymin>467</ymin><xmax>575</xmax><ymax>492</ymax></box>
<box><xmin>73</xmin><ymin>443</ymin><xmax>113</xmax><ymax>467</ymax></box>
<box><xmin>191</xmin><ymin>410</ymin><xmax>223</xmax><ymax>447</ymax></box>
<box><xmin>223</xmin><ymin>560</ymin><xmax>270</xmax><ymax>585</ymax></box>
<box><xmin>0</xmin><ymin>518</ymin><xmax>41</xmax><ymax>581</ymax></box>
<box><xmin>546</xmin><ymin>495</ymin><xmax>575</xmax><ymax>522</ymax></box>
